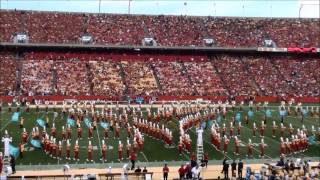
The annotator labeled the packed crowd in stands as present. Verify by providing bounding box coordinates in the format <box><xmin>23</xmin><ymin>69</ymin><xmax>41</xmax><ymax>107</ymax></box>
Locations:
<box><xmin>121</xmin><ymin>60</ymin><xmax>159</xmax><ymax>96</ymax></box>
<box><xmin>152</xmin><ymin>60</ymin><xmax>194</xmax><ymax>96</ymax></box>
<box><xmin>184</xmin><ymin>61</ymin><xmax>226</xmax><ymax>96</ymax></box>
<box><xmin>55</xmin><ymin>60</ymin><xmax>91</xmax><ymax>96</ymax></box>
<box><xmin>1</xmin><ymin>10</ymin><xmax>319</xmax><ymax>47</ymax></box>
<box><xmin>0</xmin><ymin>52</ymin><xmax>319</xmax><ymax>98</ymax></box>
<box><xmin>87</xmin><ymin>14</ymin><xmax>146</xmax><ymax>45</ymax></box>
<box><xmin>21</xmin><ymin>59</ymin><xmax>54</xmax><ymax>96</ymax></box>
<box><xmin>214</xmin><ymin>55</ymin><xmax>258</xmax><ymax>96</ymax></box>
<box><xmin>0</xmin><ymin>53</ymin><xmax>17</xmax><ymax>96</ymax></box>
<box><xmin>272</xmin><ymin>57</ymin><xmax>320</xmax><ymax>97</ymax></box>
<box><xmin>89</xmin><ymin>61</ymin><xmax>125</xmax><ymax>97</ymax></box>
<box><xmin>144</xmin><ymin>15</ymin><xmax>205</xmax><ymax>46</ymax></box>
<box><xmin>245</xmin><ymin>56</ymin><xmax>292</xmax><ymax>96</ymax></box>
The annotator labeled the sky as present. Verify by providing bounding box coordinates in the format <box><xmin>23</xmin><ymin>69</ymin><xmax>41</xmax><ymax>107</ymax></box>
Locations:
<box><xmin>0</xmin><ymin>0</ymin><xmax>319</xmax><ymax>18</ymax></box>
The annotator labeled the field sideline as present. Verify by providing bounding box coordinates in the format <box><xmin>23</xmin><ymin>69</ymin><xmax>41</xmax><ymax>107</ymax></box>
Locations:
<box><xmin>0</xmin><ymin>104</ymin><xmax>319</xmax><ymax>167</ymax></box>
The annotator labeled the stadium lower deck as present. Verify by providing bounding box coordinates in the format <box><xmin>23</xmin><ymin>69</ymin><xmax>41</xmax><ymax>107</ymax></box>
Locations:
<box><xmin>1</xmin><ymin>103</ymin><xmax>319</xmax><ymax>168</ymax></box>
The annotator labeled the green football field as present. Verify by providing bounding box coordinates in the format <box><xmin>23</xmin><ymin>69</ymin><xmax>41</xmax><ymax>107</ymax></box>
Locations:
<box><xmin>0</xmin><ymin>104</ymin><xmax>319</xmax><ymax>166</ymax></box>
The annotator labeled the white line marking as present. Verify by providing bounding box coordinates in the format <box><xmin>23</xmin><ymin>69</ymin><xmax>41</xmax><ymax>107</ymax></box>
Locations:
<box><xmin>141</xmin><ymin>151</ymin><xmax>149</xmax><ymax>162</ymax></box>
<box><xmin>95</xmin><ymin>123</ymin><xmax>102</xmax><ymax>156</ymax></box>
<box><xmin>0</xmin><ymin>119</ymin><xmax>11</xmax><ymax>131</ymax></box>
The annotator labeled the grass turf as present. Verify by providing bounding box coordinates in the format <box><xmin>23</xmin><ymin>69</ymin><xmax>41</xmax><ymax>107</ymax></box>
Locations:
<box><xmin>0</xmin><ymin>105</ymin><xmax>319</xmax><ymax>166</ymax></box>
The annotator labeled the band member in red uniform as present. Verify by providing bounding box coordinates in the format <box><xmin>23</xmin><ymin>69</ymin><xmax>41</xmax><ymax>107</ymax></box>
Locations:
<box><xmin>289</xmin><ymin>124</ymin><xmax>294</xmax><ymax>136</ymax></box>
<box><xmin>178</xmin><ymin>138</ymin><xmax>184</xmax><ymax>156</ymax></box>
<box><xmin>229</xmin><ymin>122</ymin><xmax>234</xmax><ymax>137</ymax></box>
<box><xmin>8</xmin><ymin>102</ymin><xmax>12</xmax><ymax>112</ymax></box>
<box><xmin>247</xmin><ymin>139</ymin><xmax>253</xmax><ymax>158</ymax></box>
<box><xmin>104</xmin><ymin>127</ymin><xmax>109</xmax><ymax>139</ymax></box>
<box><xmin>100</xmin><ymin>140</ymin><xmax>107</xmax><ymax>161</ymax></box>
<box><xmin>222</xmin><ymin>124</ymin><xmax>226</xmax><ymax>137</ymax></box>
<box><xmin>20</xmin><ymin>117</ymin><xmax>24</xmax><ymax>129</ymax></box>
<box><xmin>126</xmin><ymin>140</ymin><xmax>131</xmax><ymax>159</ymax></box>
<box><xmin>216</xmin><ymin>134</ymin><xmax>221</xmax><ymax>151</ymax></box>
<box><xmin>234</xmin><ymin>136</ymin><xmax>240</xmax><ymax>156</ymax></box>
<box><xmin>138</xmin><ymin>138</ymin><xmax>144</xmax><ymax>151</ymax></box>
<box><xmin>133</xmin><ymin>138</ymin><xmax>138</xmax><ymax>153</ymax></box>
<box><xmin>61</xmin><ymin>126</ymin><xmax>66</xmax><ymax>140</ymax></box>
<box><xmin>21</xmin><ymin>128</ymin><xmax>28</xmax><ymax>144</ymax></box>
<box><xmin>272</xmin><ymin>121</ymin><xmax>278</xmax><ymax>138</ymax></box>
<box><xmin>77</xmin><ymin>124</ymin><xmax>82</xmax><ymax>139</ymax></box>
<box><xmin>259</xmin><ymin>139</ymin><xmax>266</xmax><ymax>158</ymax></box>
<box><xmin>252</xmin><ymin>123</ymin><xmax>257</xmax><ymax>137</ymax></box>
<box><xmin>223</xmin><ymin>135</ymin><xmax>230</xmax><ymax>154</ymax></box>
<box><xmin>118</xmin><ymin>141</ymin><xmax>123</xmax><ymax>161</ymax></box>
<box><xmin>127</xmin><ymin>125</ymin><xmax>132</xmax><ymax>138</ymax></box>
<box><xmin>285</xmin><ymin>138</ymin><xmax>291</xmax><ymax>155</ymax></box>
<box><xmin>88</xmin><ymin>125</ymin><xmax>93</xmax><ymax>139</ymax></box>
<box><xmin>87</xmin><ymin>141</ymin><xmax>93</xmax><ymax>162</ymax></box>
<box><xmin>280</xmin><ymin>137</ymin><xmax>286</xmax><ymax>156</ymax></box>
<box><xmin>260</xmin><ymin>122</ymin><xmax>265</xmax><ymax>137</ymax></box>
<box><xmin>280</xmin><ymin>123</ymin><xmax>286</xmax><ymax>137</ymax></box>
<box><xmin>67</xmin><ymin>124</ymin><xmax>72</xmax><ymax>139</ymax></box>
<box><xmin>66</xmin><ymin>140</ymin><xmax>71</xmax><ymax>160</ymax></box>
<box><xmin>58</xmin><ymin>141</ymin><xmax>62</xmax><ymax>160</ymax></box>
<box><xmin>51</xmin><ymin>123</ymin><xmax>56</xmax><ymax>138</ymax></box>
<box><xmin>115</xmin><ymin>123</ymin><xmax>120</xmax><ymax>139</ymax></box>
<box><xmin>25</xmin><ymin>102</ymin><xmax>30</xmax><ymax>113</ymax></box>
<box><xmin>237</xmin><ymin>122</ymin><xmax>242</xmax><ymax>136</ymax></box>
<box><xmin>74</xmin><ymin>140</ymin><xmax>80</xmax><ymax>161</ymax></box>
<box><xmin>52</xmin><ymin>139</ymin><xmax>57</xmax><ymax>159</ymax></box>
<box><xmin>44</xmin><ymin>136</ymin><xmax>50</xmax><ymax>154</ymax></box>
<box><xmin>19</xmin><ymin>143</ymin><xmax>24</xmax><ymax>159</ymax></box>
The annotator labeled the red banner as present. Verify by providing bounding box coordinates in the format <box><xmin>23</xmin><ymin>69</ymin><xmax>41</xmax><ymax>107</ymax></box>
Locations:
<box><xmin>287</xmin><ymin>47</ymin><xmax>317</xmax><ymax>53</ymax></box>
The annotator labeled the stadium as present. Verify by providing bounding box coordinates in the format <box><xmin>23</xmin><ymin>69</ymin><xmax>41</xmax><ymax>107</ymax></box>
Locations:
<box><xmin>0</xmin><ymin>1</ymin><xmax>319</xmax><ymax>179</ymax></box>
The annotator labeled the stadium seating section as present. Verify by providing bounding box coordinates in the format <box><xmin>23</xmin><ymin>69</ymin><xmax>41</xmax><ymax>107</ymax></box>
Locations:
<box><xmin>1</xmin><ymin>52</ymin><xmax>319</xmax><ymax>97</ymax></box>
<box><xmin>0</xmin><ymin>10</ymin><xmax>319</xmax><ymax>47</ymax></box>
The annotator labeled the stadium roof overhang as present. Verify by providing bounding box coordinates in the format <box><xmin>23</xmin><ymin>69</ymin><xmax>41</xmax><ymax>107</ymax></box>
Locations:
<box><xmin>0</xmin><ymin>42</ymin><xmax>319</xmax><ymax>57</ymax></box>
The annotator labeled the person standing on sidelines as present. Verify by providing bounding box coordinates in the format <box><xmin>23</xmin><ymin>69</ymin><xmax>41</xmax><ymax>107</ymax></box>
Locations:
<box><xmin>238</xmin><ymin>159</ymin><xmax>243</xmax><ymax>179</ymax></box>
<box><xmin>163</xmin><ymin>164</ymin><xmax>169</xmax><ymax>180</ymax></box>
<box><xmin>130</xmin><ymin>151</ymin><xmax>136</xmax><ymax>170</ymax></box>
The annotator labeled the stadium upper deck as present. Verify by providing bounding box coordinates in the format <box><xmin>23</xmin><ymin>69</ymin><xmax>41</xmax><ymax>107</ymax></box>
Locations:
<box><xmin>0</xmin><ymin>10</ymin><xmax>319</xmax><ymax>47</ymax></box>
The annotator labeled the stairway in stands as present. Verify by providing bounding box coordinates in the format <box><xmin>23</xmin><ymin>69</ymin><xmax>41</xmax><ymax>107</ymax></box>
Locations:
<box><xmin>149</xmin><ymin>62</ymin><xmax>163</xmax><ymax>91</ymax></box>
<box><xmin>239</xmin><ymin>56</ymin><xmax>264</xmax><ymax>96</ymax></box>
<box><xmin>209</xmin><ymin>55</ymin><xmax>231</xmax><ymax>96</ymax></box>
<box><xmin>118</xmin><ymin>62</ymin><xmax>129</xmax><ymax>96</ymax></box>
<box><xmin>85</xmin><ymin>62</ymin><xmax>94</xmax><ymax>95</ymax></box>
<box><xmin>15</xmin><ymin>53</ymin><xmax>23</xmax><ymax>95</ymax></box>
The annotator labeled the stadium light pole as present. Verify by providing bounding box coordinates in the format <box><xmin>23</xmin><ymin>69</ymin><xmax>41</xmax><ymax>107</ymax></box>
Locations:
<box><xmin>99</xmin><ymin>0</ymin><xmax>101</xmax><ymax>14</ymax></box>
<box><xmin>299</xmin><ymin>4</ymin><xmax>319</xmax><ymax>18</ymax></box>
<box><xmin>299</xmin><ymin>4</ymin><xmax>303</xmax><ymax>18</ymax></box>
<box><xmin>128</xmin><ymin>0</ymin><xmax>132</xmax><ymax>14</ymax></box>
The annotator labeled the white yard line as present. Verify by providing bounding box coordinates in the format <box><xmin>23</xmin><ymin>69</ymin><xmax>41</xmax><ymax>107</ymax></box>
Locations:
<box><xmin>0</xmin><ymin>119</ymin><xmax>12</xmax><ymax>131</ymax></box>
<box><xmin>95</xmin><ymin>125</ymin><xmax>102</xmax><ymax>155</ymax></box>
<box><xmin>141</xmin><ymin>151</ymin><xmax>149</xmax><ymax>162</ymax></box>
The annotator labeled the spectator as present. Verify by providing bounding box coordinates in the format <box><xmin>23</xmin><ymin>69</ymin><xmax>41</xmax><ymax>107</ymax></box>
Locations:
<box><xmin>201</xmin><ymin>153</ymin><xmax>209</xmax><ymax>168</ymax></box>
<box><xmin>0</xmin><ymin>152</ymin><xmax>3</xmax><ymax>174</ymax></box>
<box><xmin>178</xmin><ymin>165</ymin><xmax>185</xmax><ymax>179</ymax></box>
<box><xmin>222</xmin><ymin>160</ymin><xmax>229</xmax><ymax>180</ymax></box>
<box><xmin>134</xmin><ymin>166</ymin><xmax>141</xmax><ymax>173</ymax></box>
<box><xmin>238</xmin><ymin>159</ymin><xmax>243</xmax><ymax>180</ymax></box>
<box><xmin>142</xmin><ymin>167</ymin><xmax>148</xmax><ymax>173</ymax></box>
<box><xmin>163</xmin><ymin>164</ymin><xmax>169</xmax><ymax>180</ymax></box>
<box><xmin>231</xmin><ymin>160</ymin><xmax>237</xmax><ymax>177</ymax></box>
<box><xmin>10</xmin><ymin>155</ymin><xmax>15</xmax><ymax>174</ymax></box>
<box><xmin>130</xmin><ymin>151</ymin><xmax>136</xmax><ymax>170</ymax></box>
<box><xmin>191</xmin><ymin>164</ymin><xmax>201</xmax><ymax>180</ymax></box>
